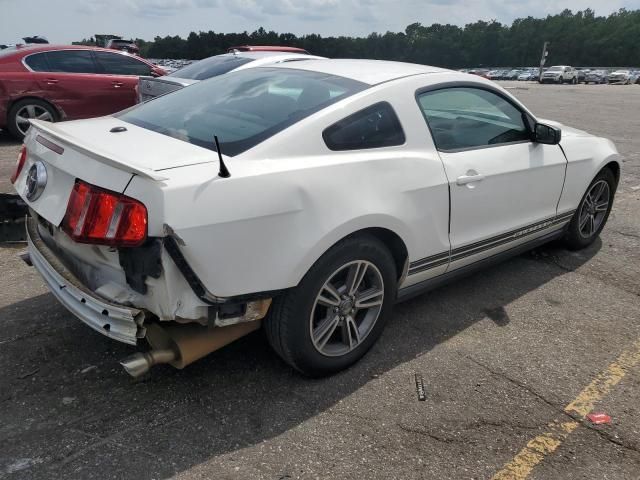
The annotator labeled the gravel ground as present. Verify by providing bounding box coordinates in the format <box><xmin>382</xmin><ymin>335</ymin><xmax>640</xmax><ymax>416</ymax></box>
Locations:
<box><xmin>1</xmin><ymin>81</ymin><xmax>639</xmax><ymax>480</ymax></box>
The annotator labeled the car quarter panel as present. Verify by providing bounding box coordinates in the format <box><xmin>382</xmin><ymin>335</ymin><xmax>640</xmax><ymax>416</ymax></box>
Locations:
<box><xmin>124</xmin><ymin>76</ymin><xmax>453</xmax><ymax>297</ymax></box>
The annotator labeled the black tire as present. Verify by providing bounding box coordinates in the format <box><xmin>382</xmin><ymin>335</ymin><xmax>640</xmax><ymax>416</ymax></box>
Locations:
<box><xmin>564</xmin><ymin>168</ymin><xmax>616</xmax><ymax>250</ymax></box>
<box><xmin>572</xmin><ymin>77</ymin><xmax>578</xmax><ymax>85</ymax></box>
<box><xmin>265</xmin><ymin>235</ymin><xmax>397</xmax><ymax>377</ymax></box>
<box><xmin>7</xmin><ymin>98</ymin><xmax>58</xmax><ymax>140</ymax></box>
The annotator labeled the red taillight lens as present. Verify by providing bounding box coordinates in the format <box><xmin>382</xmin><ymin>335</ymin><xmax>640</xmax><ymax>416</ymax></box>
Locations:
<box><xmin>10</xmin><ymin>145</ymin><xmax>27</xmax><ymax>183</ymax></box>
<box><xmin>62</xmin><ymin>181</ymin><xmax>147</xmax><ymax>247</ymax></box>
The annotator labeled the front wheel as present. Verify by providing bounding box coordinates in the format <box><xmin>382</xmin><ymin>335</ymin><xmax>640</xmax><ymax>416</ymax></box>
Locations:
<box><xmin>564</xmin><ymin>168</ymin><xmax>616</xmax><ymax>250</ymax></box>
<box><xmin>264</xmin><ymin>235</ymin><xmax>397</xmax><ymax>376</ymax></box>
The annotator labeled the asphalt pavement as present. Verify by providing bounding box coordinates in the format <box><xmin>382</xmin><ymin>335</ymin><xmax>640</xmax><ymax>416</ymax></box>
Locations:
<box><xmin>1</xmin><ymin>82</ymin><xmax>639</xmax><ymax>480</ymax></box>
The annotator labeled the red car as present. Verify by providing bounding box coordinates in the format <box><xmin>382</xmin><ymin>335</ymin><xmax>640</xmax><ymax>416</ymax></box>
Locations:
<box><xmin>0</xmin><ymin>45</ymin><xmax>165</xmax><ymax>139</ymax></box>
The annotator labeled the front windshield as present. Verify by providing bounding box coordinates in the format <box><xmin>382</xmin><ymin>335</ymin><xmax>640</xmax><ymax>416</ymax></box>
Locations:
<box><xmin>547</xmin><ymin>67</ymin><xmax>562</xmax><ymax>72</ymax></box>
<box><xmin>118</xmin><ymin>67</ymin><xmax>367</xmax><ymax>156</ymax></box>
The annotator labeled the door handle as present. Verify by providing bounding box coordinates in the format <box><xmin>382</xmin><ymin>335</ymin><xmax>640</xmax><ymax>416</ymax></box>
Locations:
<box><xmin>456</xmin><ymin>173</ymin><xmax>485</xmax><ymax>185</ymax></box>
<box><xmin>45</xmin><ymin>78</ymin><xmax>58</xmax><ymax>85</ymax></box>
<box><xmin>112</xmin><ymin>81</ymin><xmax>123</xmax><ymax>88</ymax></box>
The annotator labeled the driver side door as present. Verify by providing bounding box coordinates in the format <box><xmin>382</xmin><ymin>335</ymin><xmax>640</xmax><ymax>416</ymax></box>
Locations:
<box><xmin>417</xmin><ymin>86</ymin><xmax>567</xmax><ymax>270</ymax></box>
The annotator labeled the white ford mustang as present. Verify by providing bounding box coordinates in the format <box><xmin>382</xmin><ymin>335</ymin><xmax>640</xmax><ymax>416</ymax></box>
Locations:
<box><xmin>13</xmin><ymin>59</ymin><xmax>620</xmax><ymax>377</ymax></box>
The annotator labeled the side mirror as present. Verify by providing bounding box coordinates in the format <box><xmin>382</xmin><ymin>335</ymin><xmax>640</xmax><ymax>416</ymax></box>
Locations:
<box><xmin>533</xmin><ymin>123</ymin><xmax>561</xmax><ymax>145</ymax></box>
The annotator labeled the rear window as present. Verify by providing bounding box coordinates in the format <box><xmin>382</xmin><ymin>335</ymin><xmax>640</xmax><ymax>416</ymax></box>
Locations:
<box><xmin>168</xmin><ymin>55</ymin><xmax>254</xmax><ymax>80</ymax></box>
<box><xmin>118</xmin><ymin>67</ymin><xmax>367</xmax><ymax>156</ymax></box>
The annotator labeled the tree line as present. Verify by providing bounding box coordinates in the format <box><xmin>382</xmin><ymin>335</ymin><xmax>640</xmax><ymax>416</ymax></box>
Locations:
<box><xmin>77</xmin><ymin>8</ymin><xmax>640</xmax><ymax>67</ymax></box>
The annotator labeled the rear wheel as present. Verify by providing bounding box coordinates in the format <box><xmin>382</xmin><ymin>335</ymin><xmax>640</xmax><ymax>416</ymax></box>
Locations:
<box><xmin>564</xmin><ymin>168</ymin><xmax>616</xmax><ymax>250</ymax></box>
<box><xmin>265</xmin><ymin>235</ymin><xmax>396</xmax><ymax>376</ymax></box>
<box><xmin>7</xmin><ymin>99</ymin><xmax>57</xmax><ymax>140</ymax></box>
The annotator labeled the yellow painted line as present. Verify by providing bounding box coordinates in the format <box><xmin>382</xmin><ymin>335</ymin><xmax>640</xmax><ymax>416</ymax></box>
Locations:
<box><xmin>491</xmin><ymin>339</ymin><xmax>640</xmax><ymax>480</ymax></box>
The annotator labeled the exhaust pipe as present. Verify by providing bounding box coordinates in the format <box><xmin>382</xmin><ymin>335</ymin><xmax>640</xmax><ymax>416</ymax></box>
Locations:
<box><xmin>121</xmin><ymin>320</ymin><xmax>261</xmax><ymax>377</ymax></box>
<box><xmin>120</xmin><ymin>349</ymin><xmax>176</xmax><ymax>377</ymax></box>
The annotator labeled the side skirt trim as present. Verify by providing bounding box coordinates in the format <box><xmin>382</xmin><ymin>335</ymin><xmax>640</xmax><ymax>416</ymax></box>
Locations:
<box><xmin>407</xmin><ymin>210</ymin><xmax>575</xmax><ymax>277</ymax></box>
<box><xmin>396</xmin><ymin>228</ymin><xmax>565</xmax><ymax>303</ymax></box>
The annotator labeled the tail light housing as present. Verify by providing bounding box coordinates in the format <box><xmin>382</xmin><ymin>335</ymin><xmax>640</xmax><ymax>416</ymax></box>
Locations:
<box><xmin>10</xmin><ymin>145</ymin><xmax>27</xmax><ymax>183</ymax></box>
<box><xmin>62</xmin><ymin>180</ymin><xmax>147</xmax><ymax>247</ymax></box>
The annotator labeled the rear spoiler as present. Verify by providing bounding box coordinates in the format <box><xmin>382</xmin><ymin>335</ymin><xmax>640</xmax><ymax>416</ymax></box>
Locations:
<box><xmin>29</xmin><ymin>120</ymin><xmax>168</xmax><ymax>181</ymax></box>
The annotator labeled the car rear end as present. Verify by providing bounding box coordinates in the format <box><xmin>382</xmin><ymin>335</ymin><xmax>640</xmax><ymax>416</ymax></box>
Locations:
<box><xmin>11</xmin><ymin>116</ymin><xmax>270</xmax><ymax>373</ymax></box>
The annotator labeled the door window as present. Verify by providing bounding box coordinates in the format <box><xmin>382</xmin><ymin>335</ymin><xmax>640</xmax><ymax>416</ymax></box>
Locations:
<box><xmin>417</xmin><ymin>87</ymin><xmax>530</xmax><ymax>151</ymax></box>
<box><xmin>94</xmin><ymin>51</ymin><xmax>151</xmax><ymax>76</ymax></box>
<box><xmin>44</xmin><ymin>50</ymin><xmax>98</xmax><ymax>73</ymax></box>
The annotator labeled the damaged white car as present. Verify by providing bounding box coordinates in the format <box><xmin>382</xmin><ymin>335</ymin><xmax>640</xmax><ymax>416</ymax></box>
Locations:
<box><xmin>14</xmin><ymin>59</ymin><xmax>620</xmax><ymax>377</ymax></box>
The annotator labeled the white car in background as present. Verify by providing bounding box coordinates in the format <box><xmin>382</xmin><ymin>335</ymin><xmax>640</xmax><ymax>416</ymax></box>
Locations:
<box><xmin>14</xmin><ymin>60</ymin><xmax>620</xmax><ymax>378</ymax></box>
<box><xmin>137</xmin><ymin>50</ymin><xmax>325</xmax><ymax>102</ymax></box>
<box><xmin>540</xmin><ymin>65</ymin><xmax>578</xmax><ymax>84</ymax></box>
<box><xmin>607</xmin><ymin>70</ymin><xmax>634</xmax><ymax>85</ymax></box>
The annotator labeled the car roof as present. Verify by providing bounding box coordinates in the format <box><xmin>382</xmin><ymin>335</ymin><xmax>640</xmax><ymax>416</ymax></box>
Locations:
<box><xmin>221</xmin><ymin>51</ymin><xmax>313</xmax><ymax>60</ymax></box>
<box><xmin>266</xmin><ymin>58</ymin><xmax>449</xmax><ymax>85</ymax></box>
<box><xmin>2</xmin><ymin>44</ymin><xmax>142</xmax><ymax>58</ymax></box>
<box><xmin>228</xmin><ymin>45</ymin><xmax>309</xmax><ymax>54</ymax></box>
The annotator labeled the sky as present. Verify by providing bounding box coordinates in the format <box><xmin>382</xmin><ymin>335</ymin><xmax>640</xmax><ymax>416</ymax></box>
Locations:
<box><xmin>1</xmin><ymin>0</ymin><xmax>639</xmax><ymax>44</ymax></box>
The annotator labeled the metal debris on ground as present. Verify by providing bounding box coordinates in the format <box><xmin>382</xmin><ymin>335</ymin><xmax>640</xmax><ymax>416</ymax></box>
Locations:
<box><xmin>415</xmin><ymin>373</ymin><xmax>426</xmax><ymax>401</ymax></box>
<box><xmin>586</xmin><ymin>412</ymin><xmax>612</xmax><ymax>424</ymax></box>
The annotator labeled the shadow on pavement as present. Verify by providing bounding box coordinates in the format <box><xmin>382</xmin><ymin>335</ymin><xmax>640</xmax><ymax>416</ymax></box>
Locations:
<box><xmin>0</xmin><ymin>239</ymin><xmax>600</xmax><ymax>478</ymax></box>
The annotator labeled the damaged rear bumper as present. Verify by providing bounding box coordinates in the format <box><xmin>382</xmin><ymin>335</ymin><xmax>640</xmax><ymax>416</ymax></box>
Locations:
<box><xmin>26</xmin><ymin>217</ymin><xmax>145</xmax><ymax>345</ymax></box>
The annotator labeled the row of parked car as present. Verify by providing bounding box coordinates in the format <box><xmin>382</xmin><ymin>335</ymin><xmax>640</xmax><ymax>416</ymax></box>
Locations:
<box><xmin>2</xmin><ymin>44</ymin><xmax>639</xmax><ymax>141</ymax></box>
<box><xmin>0</xmin><ymin>44</ymin><xmax>317</xmax><ymax>139</ymax></box>
<box><xmin>465</xmin><ymin>66</ymin><xmax>640</xmax><ymax>85</ymax></box>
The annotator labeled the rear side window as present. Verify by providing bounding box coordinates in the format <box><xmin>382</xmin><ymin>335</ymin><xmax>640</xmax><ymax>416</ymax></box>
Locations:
<box><xmin>24</xmin><ymin>52</ymin><xmax>50</xmax><ymax>71</ymax></box>
<box><xmin>45</xmin><ymin>50</ymin><xmax>98</xmax><ymax>73</ymax></box>
<box><xmin>94</xmin><ymin>52</ymin><xmax>151</xmax><ymax>75</ymax></box>
<box><xmin>323</xmin><ymin>102</ymin><xmax>405</xmax><ymax>151</ymax></box>
<box><xmin>417</xmin><ymin>87</ymin><xmax>529</xmax><ymax>151</ymax></box>
<box><xmin>168</xmin><ymin>55</ymin><xmax>254</xmax><ymax>80</ymax></box>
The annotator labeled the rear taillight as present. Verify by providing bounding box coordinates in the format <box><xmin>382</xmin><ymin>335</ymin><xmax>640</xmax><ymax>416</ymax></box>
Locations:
<box><xmin>10</xmin><ymin>145</ymin><xmax>27</xmax><ymax>183</ymax></box>
<box><xmin>62</xmin><ymin>181</ymin><xmax>147</xmax><ymax>247</ymax></box>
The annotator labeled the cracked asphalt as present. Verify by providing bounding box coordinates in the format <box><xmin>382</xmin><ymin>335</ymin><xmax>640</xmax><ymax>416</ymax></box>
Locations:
<box><xmin>1</xmin><ymin>82</ymin><xmax>639</xmax><ymax>480</ymax></box>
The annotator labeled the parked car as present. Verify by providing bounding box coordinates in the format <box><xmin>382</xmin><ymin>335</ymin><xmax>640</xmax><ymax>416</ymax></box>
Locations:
<box><xmin>22</xmin><ymin>35</ymin><xmax>49</xmax><ymax>44</ymax></box>
<box><xmin>227</xmin><ymin>45</ymin><xmax>309</xmax><ymax>54</ymax></box>
<box><xmin>504</xmin><ymin>69</ymin><xmax>522</xmax><ymax>80</ymax></box>
<box><xmin>0</xmin><ymin>45</ymin><xmax>166</xmax><ymax>138</ymax></box>
<box><xmin>13</xmin><ymin>59</ymin><xmax>620</xmax><ymax>377</ymax></box>
<box><xmin>106</xmin><ymin>38</ymin><xmax>139</xmax><ymax>55</ymax></box>
<box><xmin>517</xmin><ymin>71</ymin><xmax>536</xmax><ymax>81</ymax></box>
<box><xmin>540</xmin><ymin>65</ymin><xmax>578</xmax><ymax>84</ymax></box>
<box><xmin>487</xmin><ymin>70</ymin><xmax>502</xmax><ymax>80</ymax></box>
<box><xmin>468</xmin><ymin>69</ymin><xmax>490</xmax><ymax>78</ymax></box>
<box><xmin>584</xmin><ymin>70</ymin><xmax>608</xmax><ymax>84</ymax></box>
<box><xmin>576</xmin><ymin>69</ymin><xmax>587</xmax><ymax>83</ymax></box>
<box><xmin>137</xmin><ymin>50</ymin><xmax>325</xmax><ymax>103</ymax></box>
<box><xmin>607</xmin><ymin>70</ymin><xmax>633</xmax><ymax>84</ymax></box>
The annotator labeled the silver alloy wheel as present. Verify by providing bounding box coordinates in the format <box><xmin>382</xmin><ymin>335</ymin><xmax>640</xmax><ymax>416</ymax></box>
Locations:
<box><xmin>15</xmin><ymin>104</ymin><xmax>53</xmax><ymax>136</ymax></box>
<box><xmin>578</xmin><ymin>179</ymin><xmax>610</xmax><ymax>239</ymax></box>
<box><xmin>310</xmin><ymin>260</ymin><xmax>384</xmax><ymax>357</ymax></box>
